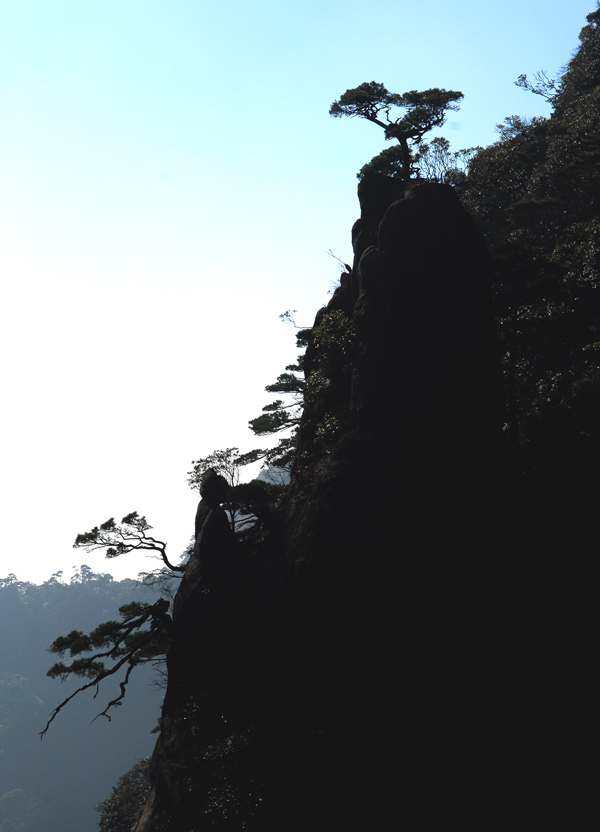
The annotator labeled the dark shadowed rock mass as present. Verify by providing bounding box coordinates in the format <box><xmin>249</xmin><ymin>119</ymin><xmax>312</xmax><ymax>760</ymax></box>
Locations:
<box><xmin>135</xmin><ymin>176</ymin><xmax>506</xmax><ymax>831</ymax></box>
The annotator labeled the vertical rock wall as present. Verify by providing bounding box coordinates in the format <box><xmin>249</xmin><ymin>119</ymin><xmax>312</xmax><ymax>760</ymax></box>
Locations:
<box><xmin>135</xmin><ymin>176</ymin><xmax>505</xmax><ymax>831</ymax></box>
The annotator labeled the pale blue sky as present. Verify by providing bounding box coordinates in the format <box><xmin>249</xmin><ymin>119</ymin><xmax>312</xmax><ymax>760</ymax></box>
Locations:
<box><xmin>0</xmin><ymin>0</ymin><xmax>593</xmax><ymax>583</ymax></box>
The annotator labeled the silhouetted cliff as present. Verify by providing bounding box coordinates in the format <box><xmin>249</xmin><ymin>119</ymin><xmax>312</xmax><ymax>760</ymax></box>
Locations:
<box><xmin>135</xmin><ymin>177</ymin><xmax>506</xmax><ymax>831</ymax></box>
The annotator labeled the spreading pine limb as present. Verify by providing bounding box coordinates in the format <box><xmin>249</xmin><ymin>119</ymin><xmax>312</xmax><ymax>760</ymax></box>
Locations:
<box><xmin>74</xmin><ymin>512</ymin><xmax>185</xmax><ymax>573</ymax></box>
<box><xmin>40</xmin><ymin>598</ymin><xmax>171</xmax><ymax>738</ymax></box>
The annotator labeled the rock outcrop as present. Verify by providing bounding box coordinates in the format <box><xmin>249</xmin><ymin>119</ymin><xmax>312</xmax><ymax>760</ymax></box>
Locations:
<box><xmin>135</xmin><ymin>176</ymin><xmax>505</xmax><ymax>831</ymax></box>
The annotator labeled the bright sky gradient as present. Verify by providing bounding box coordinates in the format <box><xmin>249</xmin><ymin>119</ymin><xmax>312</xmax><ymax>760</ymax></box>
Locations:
<box><xmin>0</xmin><ymin>0</ymin><xmax>593</xmax><ymax>584</ymax></box>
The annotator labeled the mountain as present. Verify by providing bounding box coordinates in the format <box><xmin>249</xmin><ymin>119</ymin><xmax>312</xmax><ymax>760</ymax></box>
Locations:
<box><xmin>134</xmin><ymin>176</ymin><xmax>510</xmax><ymax>831</ymax></box>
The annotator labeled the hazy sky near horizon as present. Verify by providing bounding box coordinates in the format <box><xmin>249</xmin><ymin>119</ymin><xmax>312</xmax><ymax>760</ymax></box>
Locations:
<box><xmin>0</xmin><ymin>0</ymin><xmax>593</xmax><ymax>584</ymax></box>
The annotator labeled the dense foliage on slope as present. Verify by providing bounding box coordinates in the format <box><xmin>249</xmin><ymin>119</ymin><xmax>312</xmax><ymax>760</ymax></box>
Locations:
<box><xmin>462</xmin><ymin>5</ymin><xmax>600</xmax><ymax>527</ymax></box>
<box><xmin>96</xmin><ymin>757</ymin><xmax>151</xmax><ymax>832</ymax></box>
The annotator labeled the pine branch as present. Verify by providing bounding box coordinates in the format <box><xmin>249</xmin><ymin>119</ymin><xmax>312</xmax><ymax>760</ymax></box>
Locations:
<box><xmin>41</xmin><ymin>599</ymin><xmax>171</xmax><ymax>738</ymax></box>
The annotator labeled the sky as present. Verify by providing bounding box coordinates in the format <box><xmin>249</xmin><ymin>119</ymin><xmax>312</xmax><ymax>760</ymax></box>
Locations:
<box><xmin>0</xmin><ymin>0</ymin><xmax>594</xmax><ymax>584</ymax></box>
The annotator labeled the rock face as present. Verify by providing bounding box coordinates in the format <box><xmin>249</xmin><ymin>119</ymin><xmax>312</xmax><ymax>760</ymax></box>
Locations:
<box><xmin>135</xmin><ymin>176</ymin><xmax>505</xmax><ymax>832</ymax></box>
